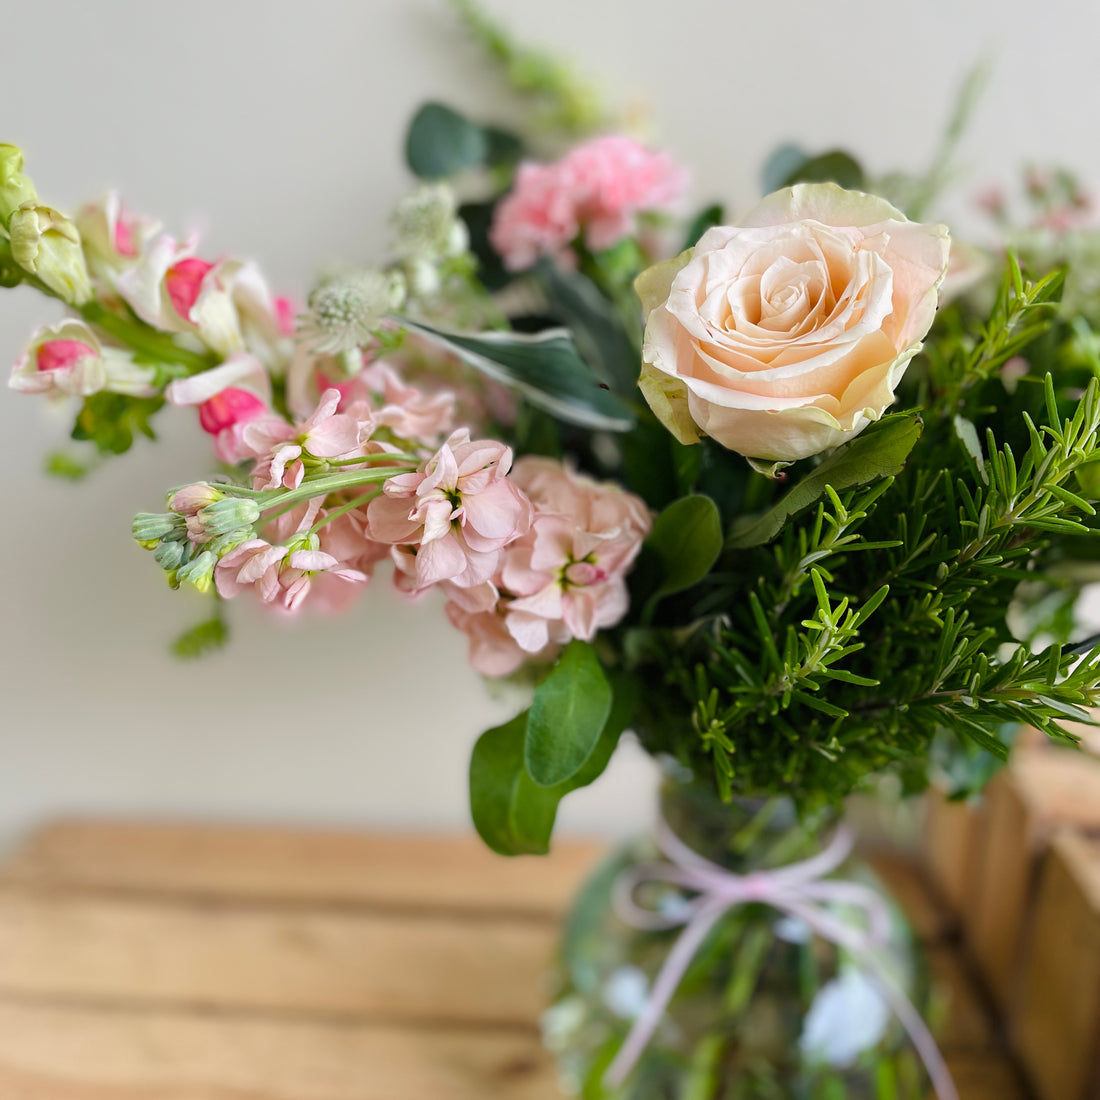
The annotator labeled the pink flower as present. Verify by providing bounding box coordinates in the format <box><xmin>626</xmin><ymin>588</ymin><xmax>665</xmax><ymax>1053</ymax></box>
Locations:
<box><xmin>499</xmin><ymin>457</ymin><xmax>650</xmax><ymax>651</ymax></box>
<box><xmin>73</xmin><ymin>192</ymin><xmax>161</xmax><ymax>285</ymax></box>
<box><xmin>10</xmin><ymin>318</ymin><xmax>155</xmax><ymax>398</ymax></box>
<box><xmin>490</xmin><ymin>135</ymin><xmax>688</xmax><ymax>271</ymax></box>
<box><xmin>244</xmin><ymin>388</ymin><xmax>366</xmax><ymax>490</ymax></box>
<box><xmin>367</xmin><ymin>429</ymin><xmax>532</xmax><ymax>589</ymax></box>
<box><xmin>166</xmin><ymin>354</ymin><xmax>272</xmax><ymax>463</ymax></box>
<box><xmin>214</xmin><ymin>537</ymin><xmax>368</xmax><ymax>612</ymax></box>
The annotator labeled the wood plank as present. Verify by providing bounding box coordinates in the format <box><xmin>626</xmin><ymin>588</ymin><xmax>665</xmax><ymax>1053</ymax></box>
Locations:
<box><xmin>0</xmin><ymin>1003</ymin><xmax>560</xmax><ymax>1100</ymax></box>
<box><xmin>0</xmin><ymin>820</ymin><xmax>603</xmax><ymax>916</ymax></box>
<box><xmin>966</xmin><ymin>751</ymin><xmax>1100</xmax><ymax>1011</ymax></box>
<box><xmin>1013</xmin><ymin>831</ymin><xmax>1100</xmax><ymax>1100</ymax></box>
<box><xmin>0</xmin><ymin>887</ymin><xmax>557</xmax><ymax>1024</ymax></box>
<box><xmin>864</xmin><ymin>850</ymin><xmax>955</xmax><ymax>944</ymax></box>
<box><xmin>922</xmin><ymin>788</ymin><xmax>981</xmax><ymax>920</ymax></box>
<box><xmin>0</xmin><ymin>1002</ymin><xmax>1025</xmax><ymax>1100</ymax></box>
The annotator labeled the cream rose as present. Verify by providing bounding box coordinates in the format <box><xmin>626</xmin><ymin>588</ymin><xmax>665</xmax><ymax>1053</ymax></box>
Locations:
<box><xmin>636</xmin><ymin>183</ymin><xmax>950</xmax><ymax>462</ymax></box>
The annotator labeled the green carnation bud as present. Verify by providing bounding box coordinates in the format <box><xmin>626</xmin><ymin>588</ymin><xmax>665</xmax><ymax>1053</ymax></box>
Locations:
<box><xmin>8</xmin><ymin>201</ymin><xmax>92</xmax><ymax>305</ymax></box>
<box><xmin>0</xmin><ymin>144</ymin><xmax>37</xmax><ymax>226</ymax></box>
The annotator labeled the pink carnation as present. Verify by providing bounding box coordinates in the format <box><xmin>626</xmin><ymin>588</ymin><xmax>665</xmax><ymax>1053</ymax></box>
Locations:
<box><xmin>489</xmin><ymin>135</ymin><xmax>688</xmax><ymax>271</ymax></box>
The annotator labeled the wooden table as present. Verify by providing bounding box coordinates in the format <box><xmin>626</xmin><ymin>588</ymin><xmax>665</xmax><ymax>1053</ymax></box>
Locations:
<box><xmin>0</xmin><ymin>821</ymin><xmax>1030</xmax><ymax>1098</ymax></box>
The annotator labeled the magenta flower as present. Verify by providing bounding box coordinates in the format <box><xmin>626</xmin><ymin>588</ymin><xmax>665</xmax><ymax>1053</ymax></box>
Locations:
<box><xmin>489</xmin><ymin>134</ymin><xmax>688</xmax><ymax>271</ymax></box>
<box><xmin>367</xmin><ymin>428</ymin><xmax>532</xmax><ymax>590</ymax></box>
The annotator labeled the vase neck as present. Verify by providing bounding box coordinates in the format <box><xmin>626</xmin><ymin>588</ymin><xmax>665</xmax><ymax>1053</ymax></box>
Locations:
<box><xmin>657</xmin><ymin>780</ymin><xmax>840</xmax><ymax>873</ymax></box>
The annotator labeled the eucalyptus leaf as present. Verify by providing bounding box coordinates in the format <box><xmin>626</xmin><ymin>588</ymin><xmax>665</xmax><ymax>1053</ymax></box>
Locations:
<box><xmin>405</xmin><ymin>102</ymin><xmax>489</xmax><ymax>180</ymax></box>
<box><xmin>780</xmin><ymin>150</ymin><xmax>865</xmax><ymax>191</ymax></box>
<box><xmin>645</xmin><ymin>494</ymin><xmax>723</xmax><ymax>603</ymax></box>
<box><xmin>680</xmin><ymin>203</ymin><xmax>725</xmax><ymax>251</ymax></box>
<box><xmin>726</xmin><ymin>413</ymin><xmax>923</xmax><ymax>548</ymax></box>
<box><xmin>762</xmin><ymin>143</ymin><xmax>808</xmax><ymax>195</ymax></box>
<box><xmin>399</xmin><ymin>316</ymin><xmax>635</xmax><ymax>431</ymax></box>
<box><xmin>526</xmin><ymin>640</ymin><xmax>613</xmax><ymax>787</ymax></box>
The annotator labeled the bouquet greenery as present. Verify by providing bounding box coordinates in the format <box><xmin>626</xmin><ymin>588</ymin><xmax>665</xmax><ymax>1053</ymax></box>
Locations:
<box><xmin>3</xmin><ymin>6</ymin><xmax>1098</xmax><ymax>865</ymax></box>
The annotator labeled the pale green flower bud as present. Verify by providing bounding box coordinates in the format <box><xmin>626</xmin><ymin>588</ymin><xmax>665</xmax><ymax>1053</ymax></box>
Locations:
<box><xmin>176</xmin><ymin>550</ymin><xmax>217</xmax><ymax>594</ymax></box>
<box><xmin>197</xmin><ymin>497</ymin><xmax>261</xmax><ymax>538</ymax></box>
<box><xmin>8</xmin><ymin>201</ymin><xmax>93</xmax><ymax>305</ymax></box>
<box><xmin>154</xmin><ymin>538</ymin><xmax>189</xmax><ymax>572</ymax></box>
<box><xmin>0</xmin><ymin>145</ymin><xmax>37</xmax><ymax>226</ymax></box>
<box><xmin>133</xmin><ymin>512</ymin><xmax>187</xmax><ymax>543</ymax></box>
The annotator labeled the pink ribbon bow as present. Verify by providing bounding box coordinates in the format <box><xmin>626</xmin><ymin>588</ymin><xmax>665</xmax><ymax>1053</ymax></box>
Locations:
<box><xmin>604</xmin><ymin>816</ymin><xmax>958</xmax><ymax>1100</ymax></box>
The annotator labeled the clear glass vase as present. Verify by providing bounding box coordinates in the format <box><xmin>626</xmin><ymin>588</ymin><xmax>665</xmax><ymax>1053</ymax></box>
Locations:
<box><xmin>543</xmin><ymin>778</ymin><xmax>939</xmax><ymax>1099</ymax></box>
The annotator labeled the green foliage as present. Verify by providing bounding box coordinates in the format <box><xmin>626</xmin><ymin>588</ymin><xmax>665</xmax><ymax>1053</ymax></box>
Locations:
<box><xmin>620</xmin><ymin>258</ymin><xmax>1100</xmax><ymax>809</ymax></box>
<box><xmin>44</xmin><ymin>449</ymin><xmax>93</xmax><ymax>480</ymax></box>
<box><xmin>526</xmin><ymin>640</ymin><xmax>613</xmax><ymax>787</ymax></box>
<box><xmin>404</xmin><ymin>102</ymin><xmax>521</xmax><ymax>181</ymax></box>
<box><xmin>470</xmin><ymin>677</ymin><xmax>633</xmax><ymax>855</ymax></box>
<box><xmin>399</xmin><ymin>316</ymin><xmax>634</xmax><ymax>431</ymax></box>
<box><xmin>727</xmin><ymin>414</ymin><xmax>923</xmax><ymax>549</ymax></box>
<box><xmin>70</xmin><ymin>392</ymin><xmax>165</xmax><ymax>455</ymax></box>
<box><xmin>642</xmin><ymin>495</ymin><xmax>723</xmax><ymax>614</ymax></box>
<box><xmin>171</xmin><ymin>614</ymin><xmax>229</xmax><ymax>659</ymax></box>
<box><xmin>762</xmin><ymin>145</ymin><xmax>865</xmax><ymax>192</ymax></box>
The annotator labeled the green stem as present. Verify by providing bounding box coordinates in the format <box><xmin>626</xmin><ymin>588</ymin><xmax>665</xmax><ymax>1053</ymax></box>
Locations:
<box><xmin>79</xmin><ymin>301</ymin><xmax>215</xmax><ymax>374</ymax></box>
<box><xmin>306</xmin><ymin>489</ymin><xmax>381</xmax><ymax>536</ymax></box>
<box><xmin>220</xmin><ymin>466</ymin><xmax>416</xmax><ymax>511</ymax></box>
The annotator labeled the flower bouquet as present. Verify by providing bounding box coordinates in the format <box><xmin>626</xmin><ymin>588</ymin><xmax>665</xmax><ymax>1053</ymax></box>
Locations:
<box><xmin>5</xmin><ymin>4</ymin><xmax>1100</xmax><ymax>1097</ymax></box>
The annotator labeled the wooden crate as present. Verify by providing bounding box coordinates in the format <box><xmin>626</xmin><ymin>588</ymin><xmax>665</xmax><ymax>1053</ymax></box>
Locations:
<box><xmin>0</xmin><ymin>819</ymin><xmax>1027</xmax><ymax>1098</ymax></box>
<box><xmin>1014</xmin><ymin>832</ymin><xmax>1100</xmax><ymax>1100</ymax></box>
<box><xmin>961</xmin><ymin>750</ymin><xmax>1100</xmax><ymax>1012</ymax></box>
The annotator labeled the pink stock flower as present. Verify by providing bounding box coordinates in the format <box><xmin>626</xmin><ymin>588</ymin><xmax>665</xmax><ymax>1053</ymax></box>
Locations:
<box><xmin>244</xmin><ymin>388</ymin><xmax>366</xmax><ymax>490</ymax></box>
<box><xmin>489</xmin><ymin>134</ymin><xmax>688</xmax><ymax>271</ymax></box>
<box><xmin>367</xmin><ymin>429</ymin><xmax>532</xmax><ymax>590</ymax></box>
<box><xmin>214</xmin><ymin>537</ymin><xmax>368</xmax><ymax>612</ymax></box>
<box><xmin>499</xmin><ymin>457</ymin><xmax>651</xmax><ymax>652</ymax></box>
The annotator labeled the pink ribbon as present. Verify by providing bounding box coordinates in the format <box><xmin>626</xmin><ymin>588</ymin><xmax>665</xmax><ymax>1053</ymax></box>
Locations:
<box><xmin>604</xmin><ymin>817</ymin><xmax>958</xmax><ymax>1099</ymax></box>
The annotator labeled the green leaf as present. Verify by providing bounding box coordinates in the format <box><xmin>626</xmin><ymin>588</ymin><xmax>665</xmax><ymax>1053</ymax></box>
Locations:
<box><xmin>680</xmin><ymin>203</ymin><xmax>725</xmax><ymax>251</ymax></box>
<box><xmin>780</xmin><ymin>149</ymin><xmax>865</xmax><ymax>191</ymax></box>
<box><xmin>645</xmin><ymin>494</ymin><xmax>723</xmax><ymax>601</ymax></box>
<box><xmin>532</xmin><ymin>259</ymin><xmax>639</xmax><ymax>395</ymax></box>
<box><xmin>398</xmin><ymin>317</ymin><xmax>634</xmax><ymax>431</ymax></box>
<box><xmin>525</xmin><ymin>640</ymin><xmax>613</xmax><ymax>787</ymax></box>
<box><xmin>762</xmin><ymin>143</ymin><xmax>808</xmax><ymax>194</ymax></box>
<box><xmin>726</xmin><ymin>413</ymin><xmax>923</xmax><ymax>548</ymax></box>
<box><xmin>71</xmin><ymin>392</ymin><xmax>165</xmax><ymax>456</ymax></box>
<box><xmin>170</xmin><ymin>615</ymin><xmax>228</xmax><ymax>659</ymax></box>
<box><xmin>469</xmin><ymin>679</ymin><xmax>633</xmax><ymax>856</ymax></box>
<box><xmin>44</xmin><ymin>450</ymin><xmax>92</xmax><ymax>481</ymax></box>
<box><xmin>405</xmin><ymin>102</ymin><xmax>489</xmax><ymax>180</ymax></box>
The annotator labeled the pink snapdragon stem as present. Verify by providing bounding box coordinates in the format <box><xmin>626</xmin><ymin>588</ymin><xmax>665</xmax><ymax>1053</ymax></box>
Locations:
<box><xmin>605</xmin><ymin>818</ymin><xmax>958</xmax><ymax>1099</ymax></box>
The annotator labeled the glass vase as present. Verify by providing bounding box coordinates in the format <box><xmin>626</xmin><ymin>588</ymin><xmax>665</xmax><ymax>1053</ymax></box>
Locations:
<box><xmin>543</xmin><ymin>777</ymin><xmax>940</xmax><ymax>1099</ymax></box>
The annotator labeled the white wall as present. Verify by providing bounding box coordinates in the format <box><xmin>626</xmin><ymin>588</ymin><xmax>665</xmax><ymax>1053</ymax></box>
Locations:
<box><xmin>1</xmin><ymin>0</ymin><xmax>1097</xmax><ymax>842</ymax></box>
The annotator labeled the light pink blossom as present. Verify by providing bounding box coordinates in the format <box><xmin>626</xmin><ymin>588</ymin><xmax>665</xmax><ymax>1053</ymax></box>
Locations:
<box><xmin>74</xmin><ymin>192</ymin><xmax>161</xmax><ymax>285</ymax></box>
<box><xmin>214</xmin><ymin>537</ymin><xmax>368</xmax><ymax>612</ymax></box>
<box><xmin>367</xmin><ymin>429</ymin><xmax>532</xmax><ymax>590</ymax></box>
<box><xmin>244</xmin><ymin>388</ymin><xmax>366</xmax><ymax>490</ymax></box>
<box><xmin>499</xmin><ymin>457</ymin><xmax>651</xmax><ymax>652</ymax></box>
<box><xmin>490</xmin><ymin>135</ymin><xmax>688</xmax><ymax>271</ymax></box>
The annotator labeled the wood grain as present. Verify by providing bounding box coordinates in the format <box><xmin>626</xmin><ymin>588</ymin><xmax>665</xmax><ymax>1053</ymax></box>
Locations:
<box><xmin>0</xmin><ymin>820</ymin><xmax>1030</xmax><ymax>1099</ymax></box>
